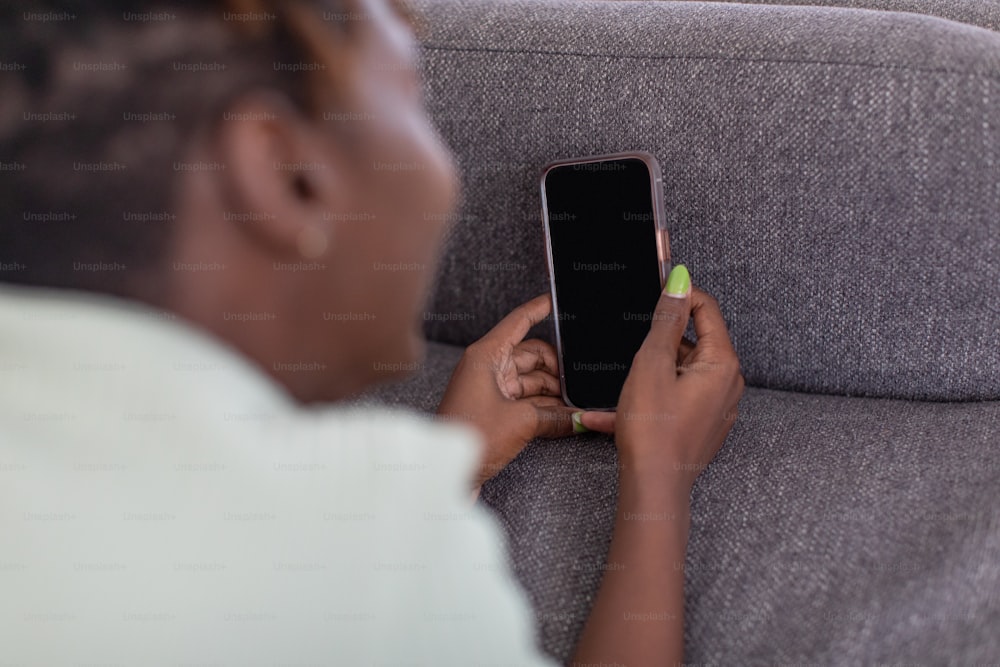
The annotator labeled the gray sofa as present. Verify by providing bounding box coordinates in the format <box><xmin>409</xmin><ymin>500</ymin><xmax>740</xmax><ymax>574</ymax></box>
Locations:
<box><xmin>350</xmin><ymin>0</ymin><xmax>1000</xmax><ymax>663</ymax></box>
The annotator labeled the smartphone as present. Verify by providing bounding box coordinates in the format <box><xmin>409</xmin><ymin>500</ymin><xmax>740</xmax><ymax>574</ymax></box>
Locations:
<box><xmin>540</xmin><ymin>151</ymin><xmax>671</xmax><ymax>411</ymax></box>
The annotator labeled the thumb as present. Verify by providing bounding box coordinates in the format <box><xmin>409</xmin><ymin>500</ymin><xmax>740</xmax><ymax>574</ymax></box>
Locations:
<box><xmin>532</xmin><ymin>405</ymin><xmax>617</xmax><ymax>437</ymax></box>
<box><xmin>532</xmin><ymin>404</ymin><xmax>575</xmax><ymax>438</ymax></box>
<box><xmin>642</xmin><ymin>264</ymin><xmax>693</xmax><ymax>361</ymax></box>
<box><xmin>577</xmin><ymin>410</ymin><xmax>616</xmax><ymax>434</ymax></box>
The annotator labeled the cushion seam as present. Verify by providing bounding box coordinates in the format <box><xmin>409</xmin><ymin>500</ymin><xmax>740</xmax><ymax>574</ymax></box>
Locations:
<box><xmin>419</xmin><ymin>43</ymin><xmax>1000</xmax><ymax>84</ymax></box>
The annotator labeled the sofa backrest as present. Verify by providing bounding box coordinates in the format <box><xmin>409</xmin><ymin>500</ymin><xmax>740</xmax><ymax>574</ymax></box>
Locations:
<box><xmin>413</xmin><ymin>0</ymin><xmax>1000</xmax><ymax>401</ymax></box>
<box><xmin>653</xmin><ymin>0</ymin><xmax>1000</xmax><ymax>33</ymax></box>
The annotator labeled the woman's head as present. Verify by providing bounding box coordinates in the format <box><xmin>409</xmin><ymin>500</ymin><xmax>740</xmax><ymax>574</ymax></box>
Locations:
<box><xmin>0</xmin><ymin>0</ymin><xmax>459</xmax><ymax>402</ymax></box>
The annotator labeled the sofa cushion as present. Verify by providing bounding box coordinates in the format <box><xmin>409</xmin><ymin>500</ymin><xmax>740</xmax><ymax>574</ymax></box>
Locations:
<box><xmin>350</xmin><ymin>342</ymin><xmax>1000</xmax><ymax>664</ymax></box>
<box><xmin>662</xmin><ymin>0</ymin><xmax>1000</xmax><ymax>33</ymax></box>
<box><xmin>412</xmin><ymin>0</ymin><xmax>1000</xmax><ymax>401</ymax></box>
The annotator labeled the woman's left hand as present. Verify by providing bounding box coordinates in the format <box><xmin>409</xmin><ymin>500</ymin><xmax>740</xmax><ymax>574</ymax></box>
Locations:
<box><xmin>436</xmin><ymin>293</ymin><xmax>580</xmax><ymax>494</ymax></box>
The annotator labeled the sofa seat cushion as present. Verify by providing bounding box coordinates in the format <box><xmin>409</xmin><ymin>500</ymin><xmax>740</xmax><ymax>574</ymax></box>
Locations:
<box><xmin>350</xmin><ymin>341</ymin><xmax>1000</xmax><ymax>664</ymax></box>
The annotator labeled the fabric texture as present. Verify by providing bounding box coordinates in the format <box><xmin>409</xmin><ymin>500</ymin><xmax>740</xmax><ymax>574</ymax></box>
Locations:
<box><xmin>0</xmin><ymin>285</ymin><xmax>556</xmax><ymax>667</ymax></box>
<box><xmin>353</xmin><ymin>342</ymin><xmax>1000</xmax><ymax>665</ymax></box>
<box><xmin>353</xmin><ymin>0</ymin><xmax>1000</xmax><ymax>664</ymax></box>
<box><xmin>411</xmin><ymin>0</ymin><xmax>1000</xmax><ymax>402</ymax></box>
<box><xmin>659</xmin><ymin>0</ymin><xmax>1000</xmax><ymax>33</ymax></box>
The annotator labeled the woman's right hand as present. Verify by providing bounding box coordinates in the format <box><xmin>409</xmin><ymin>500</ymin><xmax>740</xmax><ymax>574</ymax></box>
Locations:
<box><xmin>579</xmin><ymin>270</ymin><xmax>745</xmax><ymax>493</ymax></box>
<box><xmin>570</xmin><ymin>268</ymin><xmax>744</xmax><ymax>666</ymax></box>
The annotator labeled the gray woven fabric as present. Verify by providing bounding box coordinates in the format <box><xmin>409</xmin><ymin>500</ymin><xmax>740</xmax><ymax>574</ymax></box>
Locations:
<box><xmin>351</xmin><ymin>1</ymin><xmax>1000</xmax><ymax>663</ymax></box>
<box><xmin>412</xmin><ymin>0</ymin><xmax>1000</xmax><ymax>401</ymax></box>
<box><xmin>659</xmin><ymin>0</ymin><xmax>1000</xmax><ymax>33</ymax></box>
<box><xmin>350</xmin><ymin>343</ymin><xmax>1000</xmax><ymax>664</ymax></box>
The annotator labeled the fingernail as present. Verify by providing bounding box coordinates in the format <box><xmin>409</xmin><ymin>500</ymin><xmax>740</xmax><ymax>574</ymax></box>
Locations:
<box><xmin>572</xmin><ymin>411</ymin><xmax>589</xmax><ymax>433</ymax></box>
<box><xmin>664</xmin><ymin>264</ymin><xmax>691</xmax><ymax>298</ymax></box>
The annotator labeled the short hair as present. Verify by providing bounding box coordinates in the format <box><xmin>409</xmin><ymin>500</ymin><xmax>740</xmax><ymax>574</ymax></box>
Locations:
<box><xmin>0</xmin><ymin>0</ymin><xmax>364</xmax><ymax>301</ymax></box>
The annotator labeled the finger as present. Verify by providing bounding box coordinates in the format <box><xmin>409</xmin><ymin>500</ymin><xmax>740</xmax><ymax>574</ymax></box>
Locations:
<box><xmin>526</xmin><ymin>395</ymin><xmax>565</xmax><ymax>407</ymax></box>
<box><xmin>578</xmin><ymin>410</ymin><xmax>616</xmax><ymax>434</ymax></box>
<box><xmin>504</xmin><ymin>370</ymin><xmax>561</xmax><ymax>400</ymax></box>
<box><xmin>638</xmin><ymin>265</ymin><xmax>693</xmax><ymax>364</ymax></box>
<box><xmin>512</xmin><ymin>339</ymin><xmax>560</xmax><ymax>375</ymax></box>
<box><xmin>689</xmin><ymin>286</ymin><xmax>737</xmax><ymax>356</ymax></box>
<box><xmin>481</xmin><ymin>293</ymin><xmax>551</xmax><ymax>348</ymax></box>
<box><xmin>527</xmin><ymin>399</ymin><xmax>615</xmax><ymax>437</ymax></box>
<box><xmin>531</xmin><ymin>402</ymin><xmax>576</xmax><ymax>438</ymax></box>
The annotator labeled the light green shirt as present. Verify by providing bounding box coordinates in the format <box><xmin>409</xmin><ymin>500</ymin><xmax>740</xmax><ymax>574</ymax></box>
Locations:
<box><xmin>0</xmin><ymin>284</ymin><xmax>556</xmax><ymax>666</ymax></box>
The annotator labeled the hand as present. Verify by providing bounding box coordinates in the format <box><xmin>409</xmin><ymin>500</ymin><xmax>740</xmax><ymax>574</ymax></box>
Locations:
<box><xmin>436</xmin><ymin>293</ymin><xmax>579</xmax><ymax>493</ymax></box>
<box><xmin>568</xmin><ymin>272</ymin><xmax>743</xmax><ymax>667</ymax></box>
<box><xmin>581</xmin><ymin>280</ymin><xmax>744</xmax><ymax>492</ymax></box>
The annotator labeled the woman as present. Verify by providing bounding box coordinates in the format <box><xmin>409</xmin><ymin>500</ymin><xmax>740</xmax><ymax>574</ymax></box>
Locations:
<box><xmin>0</xmin><ymin>0</ymin><xmax>744</xmax><ymax>664</ymax></box>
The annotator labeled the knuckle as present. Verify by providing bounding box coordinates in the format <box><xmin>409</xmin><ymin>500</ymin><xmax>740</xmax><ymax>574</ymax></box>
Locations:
<box><xmin>627</xmin><ymin>355</ymin><xmax>648</xmax><ymax>381</ymax></box>
<box><xmin>633</xmin><ymin>340</ymin><xmax>663</xmax><ymax>363</ymax></box>
<box><xmin>632</xmin><ymin>340</ymin><xmax>655</xmax><ymax>364</ymax></box>
<box><xmin>637</xmin><ymin>350</ymin><xmax>677</xmax><ymax>377</ymax></box>
<box><xmin>715</xmin><ymin>358</ymin><xmax>740</xmax><ymax>378</ymax></box>
<box><xmin>652</xmin><ymin>307</ymin><xmax>684</xmax><ymax>327</ymax></box>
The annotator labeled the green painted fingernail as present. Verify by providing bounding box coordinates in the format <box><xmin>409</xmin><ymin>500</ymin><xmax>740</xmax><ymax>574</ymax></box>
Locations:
<box><xmin>664</xmin><ymin>264</ymin><xmax>690</xmax><ymax>297</ymax></box>
<box><xmin>572</xmin><ymin>411</ymin><xmax>589</xmax><ymax>433</ymax></box>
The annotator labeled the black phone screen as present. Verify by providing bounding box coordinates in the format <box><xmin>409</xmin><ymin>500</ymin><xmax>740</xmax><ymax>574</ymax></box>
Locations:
<box><xmin>543</xmin><ymin>157</ymin><xmax>664</xmax><ymax>410</ymax></box>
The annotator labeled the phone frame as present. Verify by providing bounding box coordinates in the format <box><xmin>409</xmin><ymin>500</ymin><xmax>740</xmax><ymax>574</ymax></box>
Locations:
<box><xmin>539</xmin><ymin>150</ymin><xmax>671</xmax><ymax>411</ymax></box>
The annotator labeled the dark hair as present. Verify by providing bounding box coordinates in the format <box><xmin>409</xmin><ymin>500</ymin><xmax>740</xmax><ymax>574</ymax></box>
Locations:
<box><xmin>0</xmin><ymin>0</ymin><xmax>360</xmax><ymax>301</ymax></box>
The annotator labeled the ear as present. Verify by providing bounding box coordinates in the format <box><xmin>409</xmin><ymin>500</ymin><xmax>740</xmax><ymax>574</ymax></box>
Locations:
<box><xmin>212</xmin><ymin>91</ymin><xmax>345</xmax><ymax>259</ymax></box>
